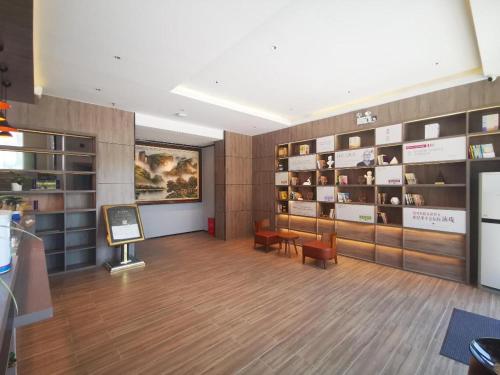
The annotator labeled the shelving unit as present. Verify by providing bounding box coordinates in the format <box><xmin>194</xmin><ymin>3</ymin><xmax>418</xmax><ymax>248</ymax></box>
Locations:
<box><xmin>0</xmin><ymin>129</ymin><xmax>97</xmax><ymax>274</ymax></box>
<box><xmin>275</xmin><ymin>105</ymin><xmax>500</xmax><ymax>283</ymax></box>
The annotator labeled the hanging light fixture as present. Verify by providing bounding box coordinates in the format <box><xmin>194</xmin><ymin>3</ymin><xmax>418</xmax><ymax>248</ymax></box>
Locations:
<box><xmin>0</xmin><ymin>63</ymin><xmax>16</xmax><ymax>136</ymax></box>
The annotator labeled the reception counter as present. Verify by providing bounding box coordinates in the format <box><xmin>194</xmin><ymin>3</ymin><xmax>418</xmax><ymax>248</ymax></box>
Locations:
<box><xmin>0</xmin><ymin>228</ymin><xmax>53</xmax><ymax>374</ymax></box>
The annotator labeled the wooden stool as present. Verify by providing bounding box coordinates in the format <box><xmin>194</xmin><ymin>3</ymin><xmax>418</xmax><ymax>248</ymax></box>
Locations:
<box><xmin>278</xmin><ymin>233</ymin><xmax>299</xmax><ymax>257</ymax></box>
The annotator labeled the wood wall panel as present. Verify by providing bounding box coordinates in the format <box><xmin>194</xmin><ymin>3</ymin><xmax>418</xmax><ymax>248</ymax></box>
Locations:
<box><xmin>317</xmin><ymin>219</ymin><xmax>335</xmax><ymax>234</ymax></box>
<box><xmin>214</xmin><ymin>140</ymin><xmax>225</xmax><ymax>240</ymax></box>
<box><xmin>376</xmin><ymin>245</ymin><xmax>403</xmax><ymax>268</ymax></box>
<box><xmin>375</xmin><ymin>226</ymin><xmax>403</xmax><ymax>247</ymax></box>
<box><xmin>403</xmin><ymin>229</ymin><xmax>466</xmax><ymax>259</ymax></box>
<box><xmin>336</xmin><ymin>221</ymin><xmax>375</xmax><ymax>243</ymax></box>
<box><xmin>97</xmin><ymin>143</ymin><xmax>134</xmax><ymax>184</ymax></box>
<box><xmin>403</xmin><ymin>250</ymin><xmax>466</xmax><ymax>282</ymax></box>
<box><xmin>9</xmin><ymin>96</ymin><xmax>135</xmax><ymax>266</ymax></box>
<box><xmin>337</xmin><ymin>239</ymin><xmax>375</xmax><ymax>261</ymax></box>
<box><xmin>0</xmin><ymin>0</ymin><xmax>34</xmax><ymax>103</ymax></box>
<box><xmin>225</xmin><ymin>132</ymin><xmax>253</xmax><ymax>240</ymax></box>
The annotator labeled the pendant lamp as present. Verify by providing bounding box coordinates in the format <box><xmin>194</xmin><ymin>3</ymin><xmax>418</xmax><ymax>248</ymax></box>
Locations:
<box><xmin>0</xmin><ymin>64</ymin><xmax>16</xmax><ymax>133</ymax></box>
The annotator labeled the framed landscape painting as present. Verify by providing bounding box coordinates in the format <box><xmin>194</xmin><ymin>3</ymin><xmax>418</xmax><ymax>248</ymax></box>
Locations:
<box><xmin>135</xmin><ymin>141</ymin><xmax>202</xmax><ymax>204</ymax></box>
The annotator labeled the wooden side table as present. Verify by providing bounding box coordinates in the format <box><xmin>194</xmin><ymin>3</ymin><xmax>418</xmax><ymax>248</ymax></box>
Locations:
<box><xmin>278</xmin><ymin>233</ymin><xmax>299</xmax><ymax>257</ymax></box>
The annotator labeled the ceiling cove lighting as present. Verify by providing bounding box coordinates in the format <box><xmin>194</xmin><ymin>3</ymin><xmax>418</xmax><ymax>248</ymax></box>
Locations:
<box><xmin>135</xmin><ymin>113</ymin><xmax>224</xmax><ymax>140</ymax></box>
<box><xmin>171</xmin><ymin>85</ymin><xmax>291</xmax><ymax>126</ymax></box>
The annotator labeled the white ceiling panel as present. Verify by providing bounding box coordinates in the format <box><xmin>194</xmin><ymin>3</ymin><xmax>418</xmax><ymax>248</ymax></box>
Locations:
<box><xmin>34</xmin><ymin>0</ymin><xmax>484</xmax><ymax>135</ymax></box>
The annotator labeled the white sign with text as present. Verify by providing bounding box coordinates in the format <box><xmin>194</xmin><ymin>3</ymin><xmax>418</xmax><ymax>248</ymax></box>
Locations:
<box><xmin>316</xmin><ymin>136</ymin><xmax>335</xmax><ymax>153</ymax></box>
<box><xmin>376</xmin><ymin>124</ymin><xmax>403</xmax><ymax>145</ymax></box>
<box><xmin>335</xmin><ymin>147</ymin><xmax>375</xmax><ymax>168</ymax></box>
<box><xmin>317</xmin><ymin>186</ymin><xmax>336</xmax><ymax>202</ymax></box>
<box><xmin>275</xmin><ymin>172</ymin><xmax>289</xmax><ymax>186</ymax></box>
<box><xmin>289</xmin><ymin>201</ymin><xmax>317</xmax><ymax>217</ymax></box>
<box><xmin>336</xmin><ymin>203</ymin><xmax>375</xmax><ymax>223</ymax></box>
<box><xmin>403</xmin><ymin>207</ymin><xmax>466</xmax><ymax>233</ymax></box>
<box><xmin>403</xmin><ymin>136</ymin><xmax>466</xmax><ymax>164</ymax></box>
<box><xmin>289</xmin><ymin>154</ymin><xmax>317</xmax><ymax>171</ymax></box>
<box><xmin>375</xmin><ymin>165</ymin><xmax>403</xmax><ymax>185</ymax></box>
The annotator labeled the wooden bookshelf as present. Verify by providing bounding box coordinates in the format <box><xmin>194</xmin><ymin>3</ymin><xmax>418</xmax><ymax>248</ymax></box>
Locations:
<box><xmin>275</xmin><ymin>105</ymin><xmax>500</xmax><ymax>284</ymax></box>
<box><xmin>0</xmin><ymin>129</ymin><xmax>97</xmax><ymax>274</ymax></box>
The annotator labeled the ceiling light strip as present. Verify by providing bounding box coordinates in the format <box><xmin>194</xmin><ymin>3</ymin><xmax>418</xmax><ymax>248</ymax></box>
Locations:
<box><xmin>171</xmin><ymin>85</ymin><xmax>291</xmax><ymax>125</ymax></box>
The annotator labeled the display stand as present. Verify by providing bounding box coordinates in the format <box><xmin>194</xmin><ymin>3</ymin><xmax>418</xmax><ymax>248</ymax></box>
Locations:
<box><xmin>104</xmin><ymin>243</ymin><xmax>145</xmax><ymax>273</ymax></box>
<box><xmin>102</xmin><ymin>204</ymin><xmax>146</xmax><ymax>273</ymax></box>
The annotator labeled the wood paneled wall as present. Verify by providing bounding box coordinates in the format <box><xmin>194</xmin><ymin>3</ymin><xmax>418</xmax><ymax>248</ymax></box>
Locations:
<box><xmin>252</xmin><ymin>79</ymin><xmax>500</xmax><ymax>227</ymax></box>
<box><xmin>8</xmin><ymin>95</ymin><xmax>135</xmax><ymax>264</ymax></box>
<box><xmin>225</xmin><ymin>132</ymin><xmax>252</xmax><ymax>239</ymax></box>
<box><xmin>214</xmin><ymin>139</ymin><xmax>225</xmax><ymax>240</ymax></box>
<box><xmin>214</xmin><ymin>132</ymin><xmax>253</xmax><ymax>240</ymax></box>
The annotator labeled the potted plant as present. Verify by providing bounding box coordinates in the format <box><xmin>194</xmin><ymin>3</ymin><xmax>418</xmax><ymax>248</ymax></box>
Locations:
<box><xmin>9</xmin><ymin>173</ymin><xmax>28</xmax><ymax>192</ymax></box>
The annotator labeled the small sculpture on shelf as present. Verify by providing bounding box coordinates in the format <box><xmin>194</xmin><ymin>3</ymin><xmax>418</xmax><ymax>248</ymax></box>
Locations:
<box><xmin>435</xmin><ymin>171</ymin><xmax>446</xmax><ymax>185</ymax></box>
<box><xmin>327</xmin><ymin>155</ymin><xmax>334</xmax><ymax>169</ymax></box>
<box><xmin>389</xmin><ymin>156</ymin><xmax>399</xmax><ymax>165</ymax></box>
<box><xmin>364</xmin><ymin>170</ymin><xmax>374</xmax><ymax>185</ymax></box>
<box><xmin>303</xmin><ymin>177</ymin><xmax>312</xmax><ymax>186</ymax></box>
<box><xmin>390</xmin><ymin>197</ymin><xmax>400</xmax><ymax>205</ymax></box>
<box><xmin>319</xmin><ymin>175</ymin><xmax>328</xmax><ymax>185</ymax></box>
<box><xmin>291</xmin><ymin>176</ymin><xmax>299</xmax><ymax>186</ymax></box>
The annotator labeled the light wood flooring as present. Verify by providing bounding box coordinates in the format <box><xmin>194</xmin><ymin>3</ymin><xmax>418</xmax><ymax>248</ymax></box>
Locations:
<box><xmin>17</xmin><ymin>232</ymin><xmax>500</xmax><ymax>374</ymax></box>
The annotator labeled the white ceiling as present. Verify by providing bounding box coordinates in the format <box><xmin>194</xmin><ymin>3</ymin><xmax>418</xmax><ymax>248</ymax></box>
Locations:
<box><xmin>34</xmin><ymin>0</ymin><xmax>485</xmax><ymax>136</ymax></box>
<box><xmin>135</xmin><ymin>126</ymin><xmax>216</xmax><ymax>147</ymax></box>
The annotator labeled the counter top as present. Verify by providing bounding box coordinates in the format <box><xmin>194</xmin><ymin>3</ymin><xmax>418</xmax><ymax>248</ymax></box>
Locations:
<box><xmin>1</xmin><ymin>229</ymin><xmax>53</xmax><ymax>373</ymax></box>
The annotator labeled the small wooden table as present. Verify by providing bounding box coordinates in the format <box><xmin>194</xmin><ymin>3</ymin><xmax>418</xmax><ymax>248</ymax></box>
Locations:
<box><xmin>278</xmin><ymin>233</ymin><xmax>299</xmax><ymax>257</ymax></box>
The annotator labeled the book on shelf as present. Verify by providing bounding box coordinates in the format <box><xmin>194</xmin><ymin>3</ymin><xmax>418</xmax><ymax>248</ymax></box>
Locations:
<box><xmin>337</xmin><ymin>192</ymin><xmax>351</xmax><ymax>203</ymax></box>
<box><xmin>338</xmin><ymin>175</ymin><xmax>348</xmax><ymax>185</ymax></box>
<box><xmin>377</xmin><ymin>154</ymin><xmax>389</xmax><ymax>165</ymax></box>
<box><xmin>377</xmin><ymin>211</ymin><xmax>388</xmax><ymax>224</ymax></box>
<box><xmin>405</xmin><ymin>193</ymin><xmax>425</xmax><ymax>206</ymax></box>
<box><xmin>424</xmin><ymin>123</ymin><xmax>440</xmax><ymax>139</ymax></box>
<box><xmin>299</xmin><ymin>144</ymin><xmax>310</xmax><ymax>155</ymax></box>
<box><xmin>482</xmin><ymin>114</ymin><xmax>499</xmax><ymax>132</ymax></box>
<box><xmin>278</xmin><ymin>146</ymin><xmax>288</xmax><ymax>158</ymax></box>
<box><xmin>469</xmin><ymin>143</ymin><xmax>496</xmax><ymax>159</ymax></box>
<box><xmin>279</xmin><ymin>191</ymin><xmax>288</xmax><ymax>200</ymax></box>
<box><xmin>405</xmin><ymin>173</ymin><xmax>418</xmax><ymax>184</ymax></box>
<box><xmin>349</xmin><ymin>136</ymin><xmax>361</xmax><ymax>149</ymax></box>
<box><xmin>377</xmin><ymin>192</ymin><xmax>387</xmax><ymax>205</ymax></box>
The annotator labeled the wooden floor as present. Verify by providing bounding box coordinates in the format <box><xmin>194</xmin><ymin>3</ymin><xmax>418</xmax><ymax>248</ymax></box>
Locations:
<box><xmin>17</xmin><ymin>232</ymin><xmax>500</xmax><ymax>375</ymax></box>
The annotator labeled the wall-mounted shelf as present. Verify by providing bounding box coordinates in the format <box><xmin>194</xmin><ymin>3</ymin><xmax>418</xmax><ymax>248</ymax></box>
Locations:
<box><xmin>0</xmin><ymin>129</ymin><xmax>97</xmax><ymax>275</ymax></box>
<box><xmin>274</xmin><ymin>105</ymin><xmax>500</xmax><ymax>284</ymax></box>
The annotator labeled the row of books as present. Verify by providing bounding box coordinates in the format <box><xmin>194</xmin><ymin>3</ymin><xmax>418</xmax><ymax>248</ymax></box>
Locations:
<box><xmin>337</xmin><ymin>192</ymin><xmax>352</xmax><ymax>203</ymax></box>
<box><xmin>469</xmin><ymin>144</ymin><xmax>496</xmax><ymax>159</ymax></box>
<box><xmin>377</xmin><ymin>192</ymin><xmax>388</xmax><ymax>205</ymax></box>
<box><xmin>404</xmin><ymin>193</ymin><xmax>425</xmax><ymax>206</ymax></box>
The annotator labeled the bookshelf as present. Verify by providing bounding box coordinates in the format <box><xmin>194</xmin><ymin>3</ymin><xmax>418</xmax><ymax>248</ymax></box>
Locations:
<box><xmin>0</xmin><ymin>129</ymin><xmax>97</xmax><ymax>275</ymax></box>
<box><xmin>275</xmin><ymin>105</ymin><xmax>500</xmax><ymax>284</ymax></box>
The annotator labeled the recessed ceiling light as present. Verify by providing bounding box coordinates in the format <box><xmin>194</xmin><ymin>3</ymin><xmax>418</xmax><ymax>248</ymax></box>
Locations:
<box><xmin>215</xmin><ymin>80</ymin><xmax>221</xmax><ymax>84</ymax></box>
<box><xmin>95</xmin><ymin>88</ymin><xmax>102</xmax><ymax>92</ymax></box>
<box><xmin>114</xmin><ymin>56</ymin><xmax>121</xmax><ymax>60</ymax></box>
<box><xmin>435</xmin><ymin>61</ymin><xmax>440</xmax><ymax>66</ymax></box>
<box><xmin>271</xmin><ymin>45</ymin><xmax>278</xmax><ymax>51</ymax></box>
<box><xmin>347</xmin><ymin>90</ymin><xmax>351</xmax><ymax>94</ymax></box>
